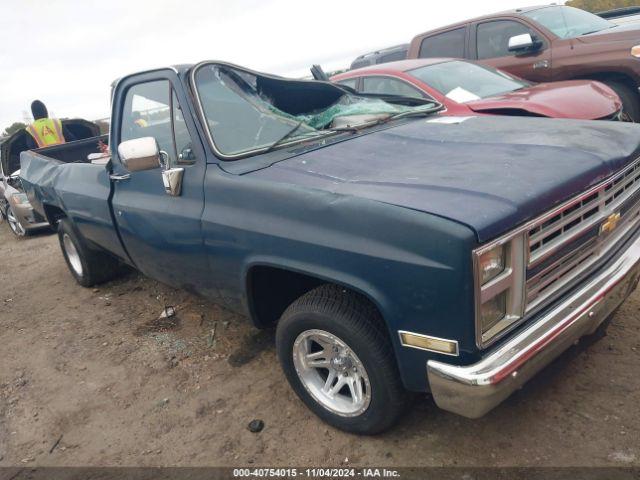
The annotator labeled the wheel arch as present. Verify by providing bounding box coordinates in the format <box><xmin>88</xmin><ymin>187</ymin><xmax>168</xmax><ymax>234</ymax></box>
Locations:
<box><xmin>570</xmin><ymin>70</ymin><xmax>638</xmax><ymax>91</ymax></box>
<box><xmin>244</xmin><ymin>260</ymin><xmax>392</xmax><ymax>335</ymax></box>
<box><xmin>42</xmin><ymin>203</ymin><xmax>67</xmax><ymax>226</ymax></box>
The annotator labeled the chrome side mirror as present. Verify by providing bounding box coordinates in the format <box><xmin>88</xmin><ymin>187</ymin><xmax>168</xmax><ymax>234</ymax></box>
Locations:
<box><xmin>117</xmin><ymin>137</ymin><xmax>161</xmax><ymax>172</ymax></box>
<box><xmin>508</xmin><ymin>33</ymin><xmax>536</xmax><ymax>52</ymax></box>
<box><xmin>117</xmin><ymin>137</ymin><xmax>184</xmax><ymax>197</ymax></box>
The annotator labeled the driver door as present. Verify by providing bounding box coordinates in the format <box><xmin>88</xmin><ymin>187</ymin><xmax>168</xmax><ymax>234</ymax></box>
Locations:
<box><xmin>473</xmin><ymin>19</ymin><xmax>552</xmax><ymax>82</ymax></box>
<box><xmin>110</xmin><ymin>72</ymin><xmax>210</xmax><ymax>293</ymax></box>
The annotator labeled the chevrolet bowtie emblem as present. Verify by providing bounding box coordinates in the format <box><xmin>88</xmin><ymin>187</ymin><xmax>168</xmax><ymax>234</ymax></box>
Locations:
<box><xmin>601</xmin><ymin>212</ymin><xmax>621</xmax><ymax>234</ymax></box>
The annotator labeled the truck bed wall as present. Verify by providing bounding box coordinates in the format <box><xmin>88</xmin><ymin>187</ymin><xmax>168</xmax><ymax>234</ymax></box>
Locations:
<box><xmin>34</xmin><ymin>134</ymin><xmax>108</xmax><ymax>163</ymax></box>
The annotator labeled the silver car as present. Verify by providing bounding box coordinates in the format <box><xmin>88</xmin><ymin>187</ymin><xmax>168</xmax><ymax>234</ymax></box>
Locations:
<box><xmin>0</xmin><ymin>119</ymin><xmax>100</xmax><ymax>237</ymax></box>
<box><xmin>0</xmin><ymin>140</ymin><xmax>49</xmax><ymax>236</ymax></box>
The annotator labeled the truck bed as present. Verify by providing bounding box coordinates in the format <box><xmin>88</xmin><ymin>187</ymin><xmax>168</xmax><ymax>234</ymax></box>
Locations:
<box><xmin>20</xmin><ymin>133</ymin><xmax>129</xmax><ymax>260</ymax></box>
<box><xmin>20</xmin><ymin>134</ymin><xmax>109</xmax><ymax>223</ymax></box>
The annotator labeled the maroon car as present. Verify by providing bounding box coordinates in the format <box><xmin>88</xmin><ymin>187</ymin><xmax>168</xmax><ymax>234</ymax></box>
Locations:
<box><xmin>332</xmin><ymin>58</ymin><xmax>624</xmax><ymax>120</ymax></box>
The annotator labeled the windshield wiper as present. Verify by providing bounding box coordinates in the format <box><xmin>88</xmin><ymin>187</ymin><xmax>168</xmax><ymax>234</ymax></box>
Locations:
<box><xmin>264</xmin><ymin>122</ymin><xmax>329</xmax><ymax>153</ymax></box>
<box><xmin>264</xmin><ymin>121</ymin><xmax>305</xmax><ymax>153</ymax></box>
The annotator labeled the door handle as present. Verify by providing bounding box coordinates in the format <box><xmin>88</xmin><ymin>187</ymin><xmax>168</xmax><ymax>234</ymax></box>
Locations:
<box><xmin>533</xmin><ymin>60</ymin><xmax>549</xmax><ymax>69</ymax></box>
<box><xmin>109</xmin><ymin>173</ymin><xmax>131</xmax><ymax>182</ymax></box>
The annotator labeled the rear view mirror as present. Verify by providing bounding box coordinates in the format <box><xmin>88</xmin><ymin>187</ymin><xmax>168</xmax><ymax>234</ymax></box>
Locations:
<box><xmin>508</xmin><ymin>33</ymin><xmax>540</xmax><ymax>53</ymax></box>
<box><xmin>117</xmin><ymin>137</ymin><xmax>161</xmax><ymax>172</ymax></box>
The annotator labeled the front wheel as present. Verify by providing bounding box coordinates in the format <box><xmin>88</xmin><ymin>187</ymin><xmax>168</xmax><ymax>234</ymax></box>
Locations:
<box><xmin>6</xmin><ymin>205</ymin><xmax>27</xmax><ymax>237</ymax></box>
<box><xmin>276</xmin><ymin>285</ymin><xmax>407</xmax><ymax>434</ymax></box>
<box><xmin>58</xmin><ymin>218</ymin><xmax>123</xmax><ymax>287</ymax></box>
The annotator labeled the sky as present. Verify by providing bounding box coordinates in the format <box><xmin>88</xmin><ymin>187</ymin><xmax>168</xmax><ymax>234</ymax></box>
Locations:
<box><xmin>0</xmin><ymin>0</ymin><xmax>553</xmax><ymax>130</ymax></box>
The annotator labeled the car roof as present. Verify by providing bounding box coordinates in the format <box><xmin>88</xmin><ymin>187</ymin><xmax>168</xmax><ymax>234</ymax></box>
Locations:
<box><xmin>352</xmin><ymin>43</ymin><xmax>409</xmax><ymax>61</ymax></box>
<box><xmin>335</xmin><ymin>58</ymin><xmax>457</xmax><ymax>77</ymax></box>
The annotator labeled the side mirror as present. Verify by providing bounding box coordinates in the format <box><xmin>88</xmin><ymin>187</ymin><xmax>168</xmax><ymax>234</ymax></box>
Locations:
<box><xmin>508</xmin><ymin>33</ymin><xmax>540</xmax><ymax>53</ymax></box>
<box><xmin>117</xmin><ymin>137</ymin><xmax>161</xmax><ymax>172</ymax></box>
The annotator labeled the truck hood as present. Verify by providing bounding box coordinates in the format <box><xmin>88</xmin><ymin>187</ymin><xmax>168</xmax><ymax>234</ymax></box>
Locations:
<box><xmin>576</xmin><ymin>23</ymin><xmax>640</xmax><ymax>44</ymax></box>
<box><xmin>249</xmin><ymin>116</ymin><xmax>640</xmax><ymax>242</ymax></box>
<box><xmin>465</xmin><ymin>80</ymin><xmax>620</xmax><ymax>119</ymax></box>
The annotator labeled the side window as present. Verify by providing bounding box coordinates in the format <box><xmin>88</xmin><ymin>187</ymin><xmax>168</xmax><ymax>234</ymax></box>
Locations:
<box><xmin>361</xmin><ymin>77</ymin><xmax>424</xmax><ymax>99</ymax></box>
<box><xmin>477</xmin><ymin>20</ymin><xmax>536</xmax><ymax>59</ymax></box>
<box><xmin>120</xmin><ymin>80</ymin><xmax>195</xmax><ymax>167</ymax></box>
<box><xmin>337</xmin><ymin>78</ymin><xmax>358</xmax><ymax>90</ymax></box>
<box><xmin>378</xmin><ymin>50</ymin><xmax>407</xmax><ymax>63</ymax></box>
<box><xmin>419</xmin><ymin>28</ymin><xmax>466</xmax><ymax>58</ymax></box>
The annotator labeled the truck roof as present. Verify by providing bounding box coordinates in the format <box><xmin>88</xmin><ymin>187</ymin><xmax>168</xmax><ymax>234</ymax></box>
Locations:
<box><xmin>411</xmin><ymin>4</ymin><xmax>551</xmax><ymax>37</ymax></box>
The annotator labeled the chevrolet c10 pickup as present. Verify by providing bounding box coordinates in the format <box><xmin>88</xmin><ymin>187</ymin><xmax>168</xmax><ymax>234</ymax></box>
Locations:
<box><xmin>20</xmin><ymin>61</ymin><xmax>640</xmax><ymax>434</ymax></box>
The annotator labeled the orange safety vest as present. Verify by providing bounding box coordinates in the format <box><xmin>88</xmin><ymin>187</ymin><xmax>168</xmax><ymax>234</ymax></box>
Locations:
<box><xmin>25</xmin><ymin>118</ymin><xmax>66</xmax><ymax>148</ymax></box>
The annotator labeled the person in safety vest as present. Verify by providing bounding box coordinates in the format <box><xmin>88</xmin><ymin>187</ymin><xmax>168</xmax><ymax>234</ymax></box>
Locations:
<box><xmin>133</xmin><ymin>111</ymin><xmax>148</xmax><ymax>128</ymax></box>
<box><xmin>24</xmin><ymin>100</ymin><xmax>75</xmax><ymax>149</ymax></box>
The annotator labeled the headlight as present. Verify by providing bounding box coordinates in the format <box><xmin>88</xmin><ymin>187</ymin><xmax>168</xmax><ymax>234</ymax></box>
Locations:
<box><xmin>474</xmin><ymin>235</ymin><xmax>526</xmax><ymax>347</ymax></box>
<box><xmin>478</xmin><ymin>244</ymin><xmax>506</xmax><ymax>285</ymax></box>
<box><xmin>631</xmin><ymin>45</ymin><xmax>640</xmax><ymax>58</ymax></box>
<box><xmin>10</xmin><ymin>193</ymin><xmax>29</xmax><ymax>205</ymax></box>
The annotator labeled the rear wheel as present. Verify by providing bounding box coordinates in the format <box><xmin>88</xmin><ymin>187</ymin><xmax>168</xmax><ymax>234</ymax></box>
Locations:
<box><xmin>58</xmin><ymin>218</ymin><xmax>123</xmax><ymax>287</ymax></box>
<box><xmin>6</xmin><ymin>206</ymin><xmax>26</xmax><ymax>237</ymax></box>
<box><xmin>603</xmin><ymin>80</ymin><xmax>640</xmax><ymax>122</ymax></box>
<box><xmin>276</xmin><ymin>284</ymin><xmax>407</xmax><ymax>434</ymax></box>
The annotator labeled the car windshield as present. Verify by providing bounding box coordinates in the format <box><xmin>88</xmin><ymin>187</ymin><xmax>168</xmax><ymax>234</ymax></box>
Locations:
<box><xmin>523</xmin><ymin>6</ymin><xmax>612</xmax><ymax>39</ymax></box>
<box><xmin>194</xmin><ymin>64</ymin><xmax>438</xmax><ymax>157</ymax></box>
<box><xmin>408</xmin><ymin>60</ymin><xmax>529</xmax><ymax>102</ymax></box>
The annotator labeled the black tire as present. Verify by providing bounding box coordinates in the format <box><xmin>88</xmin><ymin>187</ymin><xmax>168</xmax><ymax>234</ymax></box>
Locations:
<box><xmin>603</xmin><ymin>80</ymin><xmax>640</xmax><ymax>122</ymax></box>
<box><xmin>276</xmin><ymin>284</ymin><xmax>407</xmax><ymax>434</ymax></box>
<box><xmin>57</xmin><ymin>218</ymin><xmax>122</xmax><ymax>287</ymax></box>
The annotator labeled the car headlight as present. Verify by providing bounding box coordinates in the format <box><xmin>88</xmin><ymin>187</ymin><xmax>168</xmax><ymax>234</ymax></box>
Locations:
<box><xmin>478</xmin><ymin>244</ymin><xmax>506</xmax><ymax>285</ymax></box>
<box><xmin>10</xmin><ymin>193</ymin><xmax>29</xmax><ymax>205</ymax></box>
<box><xmin>631</xmin><ymin>45</ymin><xmax>640</xmax><ymax>58</ymax></box>
<box><xmin>474</xmin><ymin>234</ymin><xmax>526</xmax><ymax>347</ymax></box>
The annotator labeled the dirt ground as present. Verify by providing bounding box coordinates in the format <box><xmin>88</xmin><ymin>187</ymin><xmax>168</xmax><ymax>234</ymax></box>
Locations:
<box><xmin>0</xmin><ymin>224</ymin><xmax>639</xmax><ymax>468</ymax></box>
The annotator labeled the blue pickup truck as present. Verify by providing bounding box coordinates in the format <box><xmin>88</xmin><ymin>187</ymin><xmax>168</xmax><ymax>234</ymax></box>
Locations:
<box><xmin>20</xmin><ymin>61</ymin><xmax>640</xmax><ymax>434</ymax></box>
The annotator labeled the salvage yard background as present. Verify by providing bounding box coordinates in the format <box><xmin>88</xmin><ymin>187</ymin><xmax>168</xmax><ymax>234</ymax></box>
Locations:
<box><xmin>0</xmin><ymin>226</ymin><xmax>638</xmax><ymax>466</ymax></box>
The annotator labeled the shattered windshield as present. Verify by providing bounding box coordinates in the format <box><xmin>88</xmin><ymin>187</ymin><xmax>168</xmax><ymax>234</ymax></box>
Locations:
<box><xmin>194</xmin><ymin>64</ymin><xmax>438</xmax><ymax>158</ymax></box>
<box><xmin>408</xmin><ymin>60</ymin><xmax>528</xmax><ymax>102</ymax></box>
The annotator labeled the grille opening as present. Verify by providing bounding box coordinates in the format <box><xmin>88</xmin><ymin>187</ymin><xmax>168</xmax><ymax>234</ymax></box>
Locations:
<box><xmin>535</xmin><ymin>253</ymin><xmax>594</xmax><ymax>295</ymax></box>
<box><xmin>565</xmin><ymin>217</ymin><xmax>582</xmax><ymax>230</ymax></box>
<box><xmin>542</xmin><ymin>229</ymin><xmax>562</xmax><ymax>245</ymax></box>
<box><xmin>583</xmin><ymin>206</ymin><xmax>598</xmax><ymax>220</ymax></box>
<box><xmin>542</xmin><ymin>213</ymin><xmax>562</xmax><ymax>230</ymax></box>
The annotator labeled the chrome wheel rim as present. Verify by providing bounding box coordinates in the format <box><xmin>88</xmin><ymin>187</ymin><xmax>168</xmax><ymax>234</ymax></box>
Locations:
<box><xmin>293</xmin><ymin>329</ymin><xmax>371</xmax><ymax>417</ymax></box>
<box><xmin>6</xmin><ymin>207</ymin><xmax>25</xmax><ymax>236</ymax></box>
<box><xmin>62</xmin><ymin>233</ymin><xmax>83</xmax><ymax>276</ymax></box>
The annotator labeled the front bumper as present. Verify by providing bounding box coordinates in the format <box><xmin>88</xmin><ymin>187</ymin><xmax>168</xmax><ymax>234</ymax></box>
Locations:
<box><xmin>13</xmin><ymin>202</ymin><xmax>49</xmax><ymax>231</ymax></box>
<box><xmin>427</xmin><ymin>231</ymin><xmax>640</xmax><ymax>418</ymax></box>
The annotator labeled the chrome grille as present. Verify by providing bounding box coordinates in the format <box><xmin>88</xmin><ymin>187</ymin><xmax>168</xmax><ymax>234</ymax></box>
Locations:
<box><xmin>525</xmin><ymin>157</ymin><xmax>640</xmax><ymax>310</ymax></box>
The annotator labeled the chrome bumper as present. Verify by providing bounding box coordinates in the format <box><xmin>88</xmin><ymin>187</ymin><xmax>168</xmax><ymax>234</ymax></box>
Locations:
<box><xmin>427</xmin><ymin>232</ymin><xmax>640</xmax><ymax>418</ymax></box>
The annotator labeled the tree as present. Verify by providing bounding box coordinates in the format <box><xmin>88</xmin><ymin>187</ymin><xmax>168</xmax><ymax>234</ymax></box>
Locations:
<box><xmin>2</xmin><ymin>122</ymin><xmax>27</xmax><ymax>137</ymax></box>
<box><xmin>566</xmin><ymin>0</ymin><xmax>638</xmax><ymax>13</ymax></box>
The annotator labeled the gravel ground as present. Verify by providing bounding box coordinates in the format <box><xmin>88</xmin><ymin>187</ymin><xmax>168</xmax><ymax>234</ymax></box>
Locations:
<box><xmin>0</xmin><ymin>224</ymin><xmax>639</xmax><ymax>467</ymax></box>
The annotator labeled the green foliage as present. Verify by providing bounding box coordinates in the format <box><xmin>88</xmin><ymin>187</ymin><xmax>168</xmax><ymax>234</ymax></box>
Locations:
<box><xmin>566</xmin><ymin>0</ymin><xmax>639</xmax><ymax>13</ymax></box>
<box><xmin>2</xmin><ymin>122</ymin><xmax>27</xmax><ymax>137</ymax></box>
